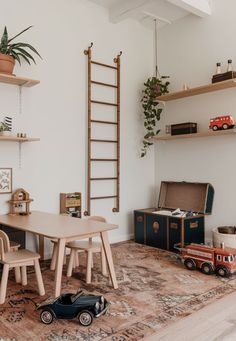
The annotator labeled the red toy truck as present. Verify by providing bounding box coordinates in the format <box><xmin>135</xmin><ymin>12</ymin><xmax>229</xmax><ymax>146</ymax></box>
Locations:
<box><xmin>180</xmin><ymin>243</ymin><xmax>236</xmax><ymax>277</ymax></box>
<box><xmin>209</xmin><ymin>115</ymin><xmax>235</xmax><ymax>131</ymax></box>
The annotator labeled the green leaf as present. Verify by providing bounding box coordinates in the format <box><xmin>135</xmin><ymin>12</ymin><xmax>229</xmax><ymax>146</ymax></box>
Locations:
<box><xmin>15</xmin><ymin>52</ymin><xmax>31</xmax><ymax>65</ymax></box>
<box><xmin>10</xmin><ymin>51</ymin><xmax>21</xmax><ymax>65</ymax></box>
<box><xmin>10</xmin><ymin>43</ymin><xmax>42</xmax><ymax>59</ymax></box>
<box><xmin>8</xmin><ymin>26</ymin><xmax>33</xmax><ymax>43</ymax></box>
<box><xmin>0</xmin><ymin>26</ymin><xmax>8</xmax><ymax>53</ymax></box>
<box><xmin>11</xmin><ymin>46</ymin><xmax>36</xmax><ymax>63</ymax></box>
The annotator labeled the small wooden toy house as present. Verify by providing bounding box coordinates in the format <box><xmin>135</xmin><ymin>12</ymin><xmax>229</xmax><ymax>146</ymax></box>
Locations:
<box><xmin>8</xmin><ymin>188</ymin><xmax>33</xmax><ymax>216</ymax></box>
<box><xmin>134</xmin><ymin>181</ymin><xmax>214</xmax><ymax>251</ymax></box>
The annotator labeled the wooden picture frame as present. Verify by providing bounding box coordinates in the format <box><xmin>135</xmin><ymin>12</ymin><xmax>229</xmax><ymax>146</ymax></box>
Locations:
<box><xmin>0</xmin><ymin>168</ymin><xmax>12</xmax><ymax>194</ymax></box>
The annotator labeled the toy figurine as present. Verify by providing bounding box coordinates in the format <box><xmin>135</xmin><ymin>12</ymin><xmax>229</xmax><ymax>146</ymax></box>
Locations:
<box><xmin>209</xmin><ymin>115</ymin><xmax>235</xmax><ymax>131</ymax></box>
<box><xmin>37</xmin><ymin>290</ymin><xmax>109</xmax><ymax>326</ymax></box>
<box><xmin>178</xmin><ymin>243</ymin><xmax>236</xmax><ymax>277</ymax></box>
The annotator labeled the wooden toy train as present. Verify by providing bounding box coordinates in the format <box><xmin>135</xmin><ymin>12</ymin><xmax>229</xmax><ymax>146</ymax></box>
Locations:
<box><xmin>177</xmin><ymin>243</ymin><xmax>236</xmax><ymax>277</ymax></box>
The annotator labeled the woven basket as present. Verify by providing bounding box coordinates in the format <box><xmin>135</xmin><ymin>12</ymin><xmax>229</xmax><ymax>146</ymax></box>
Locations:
<box><xmin>213</xmin><ymin>226</ymin><xmax>236</xmax><ymax>248</ymax></box>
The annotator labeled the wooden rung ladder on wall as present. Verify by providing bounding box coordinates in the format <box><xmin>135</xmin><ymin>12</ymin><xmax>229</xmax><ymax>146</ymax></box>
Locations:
<box><xmin>84</xmin><ymin>43</ymin><xmax>122</xmax><ymax>216</ymax></box>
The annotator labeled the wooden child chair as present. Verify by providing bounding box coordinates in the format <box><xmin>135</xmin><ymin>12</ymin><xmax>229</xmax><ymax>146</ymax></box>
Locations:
<box><xmin>0</xmin><ymin>230</ymin><xmax>45</xmax><ymax>304</ymax></box>
<box><xmin>66</xmin><ymin>216</ymin><xmax>108</xmax><ymax>284</ymax></box>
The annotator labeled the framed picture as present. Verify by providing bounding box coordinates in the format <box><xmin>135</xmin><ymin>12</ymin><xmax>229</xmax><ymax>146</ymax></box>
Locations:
<box><xmin>0</xmin><ymin>168</ymin><xmax>12</xmax><ymax>194</ymax></box>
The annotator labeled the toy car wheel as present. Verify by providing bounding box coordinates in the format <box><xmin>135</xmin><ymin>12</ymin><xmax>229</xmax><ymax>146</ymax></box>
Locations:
<box><xmin>40</xmin><ymin>310</ymin><xmax>54</xmax><ymax>324</ymax></box>
<box><xmin>216</xmin><ymin>266</ymin><xmax>230</xmax><ymax>278</ymax></box>
<box><xmin>212</xmin><ymin>125</ymin><xmax>218</xmax><ymax>131</ymax></box>
<box><xmin>201</xmin><ymin>262</ymin><xmax>213</xmax><ymax>275</ymax></box>
<box><xmin>78</xmin><ymin>311</ymin><xmax>93</xmax><ymax>326</ymax></box>
<box><xmin>184</xmin><ymin>258</ymin><xmax>196</xmax><ymax>270</ymax></box>
<box><xmin>222</xmin><ymin>123</ymin><xmax>229</xmax><ymax>130</ymax></box>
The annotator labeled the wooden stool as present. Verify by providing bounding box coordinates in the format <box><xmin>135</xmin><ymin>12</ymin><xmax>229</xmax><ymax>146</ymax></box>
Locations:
<box><xmin>0</xmin><ymin>231</ymin><xmax>45</xmax><ymax>304</ymax></box>
<box><xmin>66</xmin><ymin>216</ymin><xmax>107</xmax><ymax>284</ymax></box>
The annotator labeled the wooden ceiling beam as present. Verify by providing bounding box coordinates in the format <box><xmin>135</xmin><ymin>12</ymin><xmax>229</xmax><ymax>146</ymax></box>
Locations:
<box><xmin>167</xmin><ymin>0</ymin><xmax>212</xmax><ymax>18</ymax></box>
<box><xmin>109</xmin><ymin>0</ymin><xmax>154</xmax><ymax>23</ymax></box>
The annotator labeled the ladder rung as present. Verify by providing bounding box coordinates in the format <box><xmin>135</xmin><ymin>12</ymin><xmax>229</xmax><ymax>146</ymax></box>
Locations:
<box><xmin>91</xmin><ymin>80</ymin><xmax>117</xmax><ymax>88</ymax></box>
<box><xmin>90</xmin><ymin>177</ymin><xmax>118</xmax><ymax>181</ymax></box>
<box><xmin>90</xmin><ymin>158</ymin><xmax>118</xmax><ymax>162</ymax></box>
<box><xmin>90</xmin><ymin>139</ymin><xmax>118</xmax><ymax>143</ymax></box>
<box><xmin>91</xmin><ymin>60</ymin><xmax>117</xmax><ymax>70</ymax></box>
<box><xmin>91</xmin><ymin>119</ymin><xmax>117</xmax><ymax>125</ymax></box>
<box><xmin>90</xmin><ymin>195</ymin><xmax>117</xmax><ymax>200</ymax></box>
<box><xmin>91</xmin><ymin>100</ymin><xmax>118</xmax><ymax>107</ymax></box>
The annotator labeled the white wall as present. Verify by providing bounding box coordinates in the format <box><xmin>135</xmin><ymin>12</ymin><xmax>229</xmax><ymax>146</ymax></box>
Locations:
<box><xmin>0</xmin><ymin>0</ymin><xmax>155</xmax><ymax>257</ymax></box>
<box><xmin>156</xmin><ymin>0</ymin><xmax>236</xmax><ymax>239</ymax></box>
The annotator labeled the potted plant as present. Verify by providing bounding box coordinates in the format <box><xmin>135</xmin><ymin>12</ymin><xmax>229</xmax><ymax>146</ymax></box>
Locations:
<box><xmin>0</xmin><ymin>26</ymin><xmax>42</xmax><ymax>75</ymax></box>
<box><xmin>140</xmin><ymin>76</ymin><xmax>170</xmax><ymax>157</ymax></box>
<box><xmin>0</xmin><ymin>122</ymin><xmax>11</xmax><ymax>136</ymax></box>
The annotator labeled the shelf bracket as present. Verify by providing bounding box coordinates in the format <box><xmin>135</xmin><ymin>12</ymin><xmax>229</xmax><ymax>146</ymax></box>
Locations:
<box><xmin>18</xmin><ymin>141</ymin><xmax>22</xmax><ymax>169</ymax></box>
<box><xmin>18</xmin><ymin>85</ymin><xmax>22</xmax><ymax>115</ymax></box>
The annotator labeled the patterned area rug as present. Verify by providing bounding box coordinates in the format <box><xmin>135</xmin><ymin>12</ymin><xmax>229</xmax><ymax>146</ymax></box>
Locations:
<box><xmin>1</xmin><ymin>241</ymin><xmax>236</xmax><ymax>341</ymax></box>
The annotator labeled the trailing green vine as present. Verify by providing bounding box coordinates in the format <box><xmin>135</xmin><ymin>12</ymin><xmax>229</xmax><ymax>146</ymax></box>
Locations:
<box><xmin>141</xmin><ymin>76</ymin><xmax>170</xmax><ymax>157</ymax></box>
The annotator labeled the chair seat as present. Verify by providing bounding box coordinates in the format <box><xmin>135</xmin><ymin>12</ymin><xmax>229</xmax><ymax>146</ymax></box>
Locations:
<box><xmin>66</xmin><ymin>240</ymin><xmax>102</xmax><ymax>252</ymax></box>
<box><xmin>2</xmin><ymin>249</ymin><xmax>40</xmax><ymax>264</ymax></box>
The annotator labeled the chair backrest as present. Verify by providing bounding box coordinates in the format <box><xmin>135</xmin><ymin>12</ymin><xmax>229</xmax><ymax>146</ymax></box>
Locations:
<box><xmin>87</xmin><ymin>216</ymin><xmax>107</xmax><ymax>223</ymax></box>
<box><xmin>87</xmin><ymin>216</ymin><xmax>107</xmax><ymax>244</ymax></box>
<box><xmin>0</xmin><ymin>230</ymin><xmax>10</xmax><ymax>261</ymax></box>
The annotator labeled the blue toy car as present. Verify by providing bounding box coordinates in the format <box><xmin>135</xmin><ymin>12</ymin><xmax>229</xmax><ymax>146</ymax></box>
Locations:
<box><xmin>37</xmin><ymin>290</ymin><xmax>109</xmax><ymax>326</ymax></box>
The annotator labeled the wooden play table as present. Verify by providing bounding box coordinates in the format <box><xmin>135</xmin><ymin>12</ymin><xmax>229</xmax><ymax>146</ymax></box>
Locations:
<box><xmin>0</xmin><ymin>211</ymin><xmax>118</xmax><ymax>297</ymax></box>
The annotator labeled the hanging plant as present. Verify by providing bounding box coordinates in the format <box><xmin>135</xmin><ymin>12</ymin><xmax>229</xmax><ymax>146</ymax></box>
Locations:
<box><xmin>140</xmin><ymin>76</ymin><xmax>170</xmax><ymax>157</ymax></box>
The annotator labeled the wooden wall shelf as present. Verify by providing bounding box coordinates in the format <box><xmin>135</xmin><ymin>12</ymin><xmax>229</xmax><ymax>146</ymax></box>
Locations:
<box><xmin>154</xmin><ymin>129</ymin><xmax>236</xmax><ymax>141</ymax></box>
<box><xmin>0</xmin><ymin>73</ymin><xmax>40</xmax><ymax>87</ymax></box>
<box><xmin>156</xmin><ymin>79</ymin><xmax>236</xmax><ymax>102</ymax></box>
<box><xmin>0</xmin><ymin>136</ymin><xmax>40</xmax><ymax>142</ymax></box>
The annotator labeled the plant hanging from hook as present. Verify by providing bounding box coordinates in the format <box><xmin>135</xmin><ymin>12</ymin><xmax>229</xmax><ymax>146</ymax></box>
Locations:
<box><xmin>140</xmin><ymin>77</ymin><xmax>169</xmax><ymax>157</ymax></box>
<box><xmin>140</xmin><ymin>19</ymin><xmax>170</xmax><ymax>158</ymax></box>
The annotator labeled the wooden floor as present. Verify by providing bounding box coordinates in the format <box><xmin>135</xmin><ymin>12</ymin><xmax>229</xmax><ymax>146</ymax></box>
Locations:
<box><xmin>144</xmin><ymin>291</ymin><xmax>236</xmax><ymax>341</ymax></box>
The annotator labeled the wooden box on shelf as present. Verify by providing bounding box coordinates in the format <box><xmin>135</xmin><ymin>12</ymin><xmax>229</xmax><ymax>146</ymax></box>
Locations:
<box><xmin>60</xmin><ymin>192</ymin><xmax>81</xmax><ymax>218</ymax></box>
<box><xmin>212</xmin><ymin>71</ymin><xmax>236</xmax><ymax>84</ymax></box>
<box><xmin>134</xmin><ymin>181</ymin><xmax>214</xmax><ymax>252</ymax></box>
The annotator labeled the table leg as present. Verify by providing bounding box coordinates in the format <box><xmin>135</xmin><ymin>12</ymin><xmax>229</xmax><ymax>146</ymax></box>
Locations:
<box><xmin>100</xmin><ymin>231</ymin><xmax>118</xmax><ymax>289</ymax></box>
<box><xmin>54</xmin><ymin>238</ymin><xmax>66</xmax><ymax>297</ymax></box>
<box><xmin>38</xmin><ymin>235</ymin><xmax>44</xmax><ymax>260</ymax></box>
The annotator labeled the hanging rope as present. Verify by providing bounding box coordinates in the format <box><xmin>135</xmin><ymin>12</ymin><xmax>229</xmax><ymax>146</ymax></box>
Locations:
<box><xmin>154</xmin><ymin>19</ymin><xmax>161</xmax><ymax>79</ymax></box>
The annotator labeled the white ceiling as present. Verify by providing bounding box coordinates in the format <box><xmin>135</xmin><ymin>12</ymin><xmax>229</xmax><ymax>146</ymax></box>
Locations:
<box><xmin>90</xmin><ymin>0</ymin><xmax>212</xmax><ymax>29</ymax></box>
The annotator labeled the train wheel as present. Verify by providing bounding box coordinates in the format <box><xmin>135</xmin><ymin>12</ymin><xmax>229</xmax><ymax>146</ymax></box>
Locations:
<box><xmin>201</xmin><ymin>262</ymin><xmax>214</xmax><ymax>275</ymax></box>
<box><xmin>184</xmin><ymin>258</ymin><xmax>196</xmax><ymax>270</ymax></box>
<box><xmin>212</xmin><ymin>125</ymin><xmax>218</xmax><ymax>131</ymax></box>
<box><xmin>216</xmin><ymin>266</ymin><xmax>230</xmax><ymax>278</ymax></box>
<box><xmin>222</xmin><ymin>123</ymin><xmax>229</xmax><ymax>130</ymax></box>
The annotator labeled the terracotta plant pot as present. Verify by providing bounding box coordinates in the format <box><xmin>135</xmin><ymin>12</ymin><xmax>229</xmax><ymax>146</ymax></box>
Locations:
<box><xmin>0</xmin><ymin>54</ymin><xmax>15</xmax><ymax>75</ymax></box>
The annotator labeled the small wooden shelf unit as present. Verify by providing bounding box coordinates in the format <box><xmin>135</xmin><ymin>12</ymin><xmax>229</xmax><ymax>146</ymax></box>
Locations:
<box><xmin>60</xmin><ymin>192</ymin><xmax>82</xmax><ymax>218</ymax></box>
<box><xmin>0</xmin><ymin>73</ymin><xmax>40</xmax><ymax>87</ymax></box>
<box><xmin>154</xmin><ymin>129</ymin><xmax>236</xmax><ymax>141</ymax></box>
<box><xmin>156</xmin><ymin>78</ymin><xmax>236</xmax><ymax>102</ymax></box>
